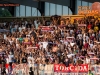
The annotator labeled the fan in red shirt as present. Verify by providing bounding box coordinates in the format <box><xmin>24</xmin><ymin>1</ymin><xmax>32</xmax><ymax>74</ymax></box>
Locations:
<box><xmin>84</xmin><ymin>41</ymin><xmax>89</xmax><ymax>49</ymax></box>
<box><xmin>36</xmin><ymin>42</ymin><xmax>39</xmax><ymax>49</ymax></box>
<box><xmin>87</xmin><ymin>22</ymin><xmax>92</xmax><ymax>30</ymax></box>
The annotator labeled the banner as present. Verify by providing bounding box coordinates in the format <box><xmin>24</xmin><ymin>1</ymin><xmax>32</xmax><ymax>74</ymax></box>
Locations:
<box><xmin>66</xmin><ymin>37</ymin><xmax>75</xmax><ymax>42</ymax></box>
<box><xmin>78</xmin><ymin>6</ymin><xmax>98</xmax><ymax>15</ymax></box>
<box><xmin>12</xmin><ymin>64</ymin><xmax>29</xmax><ymax>75</ymax></box>
<box><xmin>91</xmin><ymin>65</ymin><xmax>100</xmax><ymax>74</ymax></box>
<box><xmin>39</xmin><ymin>26</ymin><xmax>54</xmax><ymax>31</ymax></box>
<box><xmin>96</xmin><ymin>65</ymin><xmax>100</xmax><ymax>74</ymax></box>
<box><xmin>62</xmin><ymin>37</ymin><xmax>75</xmax><ymax>44</ymax></box>
<box><xmin>44</xmin><ymin>64</ymin><xmax>54</xmax><ymax>74</ymax></box>
<box><xmin>78</xmin><ymin>24</ymin><xmax>86</xmax><ymax>27</ymax></box>
<box><xmin>3</xmin><ymin>63</ymin><xmax>100</xmax><ymax>75</ymax></box>
<box><xmin>54</xmin><ymin>64</ymin><xmax>89</xmax><ymax>74</ymax></box>
<box><xmin>90</xmin><ymin>65</ymin><xmax>96</xmax><ymax>74</ymax></box>
<box><xmin>78</xmin><ymin>24</ymin><xmax>86</xmax><ymax>29</ymax></box>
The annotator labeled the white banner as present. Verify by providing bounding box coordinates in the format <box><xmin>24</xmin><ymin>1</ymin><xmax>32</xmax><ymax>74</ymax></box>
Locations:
<box><xmin>91</xmin><ymin>65</ymin><xmax>100</xmax><ymax>74</ymax></box>
<box><xmin>12</xmin><ymin>64</ymin><xmax>29</xmax><ymax>75</ymax></box>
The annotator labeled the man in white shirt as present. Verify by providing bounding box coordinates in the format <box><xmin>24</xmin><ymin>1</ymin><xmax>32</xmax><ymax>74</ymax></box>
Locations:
<box><xmin>70</xmin><ymin>29</ymin><xmax>74</xmax><ymax>34</ymax></box>
<box><xmin>18</xmin><ymin>26</ymin><xmax>22</xmax><ymax>32</ymax></box>
<box><xmin>28</xmin><ymin>55</ymin><xmax>34</xmax><ymax>64</ymax></box>
<box><xmin>25</xmin><ymin>21</ymin><xmax>28</xmax><ymax>25</ymax></box>
<box><xmin>34</xmin><ymin>20</ymin><xmax>40</xmax><ymax>29</ymax></box>
<box><xmin>4</xmin><ymin>34</ymin><xmax>6</xmax><ymax>39</ymax></box>
<box><xmin>89</xmin><ymin>41</ymin><xmax>93</xmax><ymax>49</ymax></box>
<box><xmin>28</xmin><ymin>55</ymin><xmax>34</xmax><ymax>70</ymax></box>
<box><xmin>85</xmin><ymin>56</ymin><xmax>90</xmax><ymax>64</ymax></box>
<box><xmin>40</xmin><ymin>41</ymin><xmax>48</xmax><ymax>50</ymax></box>
<box><xmin>8</xmin><ymin>52</ymin><xmax>14</xmax><ymax>65</ymax></box>
<box><xmin>78</xmin><ymin>33</ymin><xmax>82</xmax><ymax>39</ymax></box>
<box><xmin>43</xmin><ymin>42</ymin><xmax>48</xmax><ymax>49</ymax></box>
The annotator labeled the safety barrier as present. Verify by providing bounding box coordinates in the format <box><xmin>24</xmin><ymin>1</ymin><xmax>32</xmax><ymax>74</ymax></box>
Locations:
<box><xmin>0</xmin><ymin>63</ymin><xmax>100</xmax><ymax>75</ymax></box>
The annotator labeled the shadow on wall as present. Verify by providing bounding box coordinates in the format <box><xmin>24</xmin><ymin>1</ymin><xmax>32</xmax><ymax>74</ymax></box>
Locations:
<box><xmin>0</xmin><ymin>8</ymin><xmax>12</xmax><ymax>17</ymax></box>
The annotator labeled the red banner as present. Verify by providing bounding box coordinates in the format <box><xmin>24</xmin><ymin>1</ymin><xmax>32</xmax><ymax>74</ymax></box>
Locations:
<box><xmin>54</xmin><ymin>64</ymin><xmax>89</xmax><ymax>73</ymax></box>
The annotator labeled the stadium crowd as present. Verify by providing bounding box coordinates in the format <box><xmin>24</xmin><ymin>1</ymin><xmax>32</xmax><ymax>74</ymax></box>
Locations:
<box><xmin>0</xmin><ymin>16</ymin><xmax>100</xmax><ymax>75</ymax></box>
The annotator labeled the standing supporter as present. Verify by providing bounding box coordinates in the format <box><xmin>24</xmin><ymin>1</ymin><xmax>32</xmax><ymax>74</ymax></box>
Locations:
<box><xmin>18</xmin><ymin>35</ymin><xmax>24</xmax><ymax>44</ymax></box>
<box><xmin>87</xmin><ymin>22</ymin><xmax>92</xmax><ymax>30</ymax></box>
<box><xmin>94</xmin><ymin>24</ymin><xmax>99</xmax><ymax>33</ymax></box>
<box><xmin>8</xmin><ymin>52</ymin><xmax>14</xmax><ymax>68</ymax></box>
<box><xmin>64</xmin><ymin>56</ymin><xmax>70</xmax><ymax>67</ymax></box>
<box><xmin>21</xmin><ymin>55</ymin><xmax>27</xmax><ymax>64</ymax></box>
<box><xmin>84</xmin><ymin>40</ymin><xmax>89</xmax><ymax>49</ymax></box>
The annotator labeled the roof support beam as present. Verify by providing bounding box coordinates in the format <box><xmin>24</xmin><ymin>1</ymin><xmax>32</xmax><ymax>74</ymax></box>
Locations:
<box><xmin>69</xmin><ymin>0</ymin><xmax>77</xmax><ymax>15</ymax></box>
